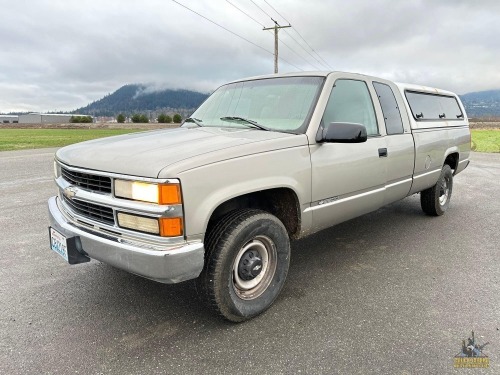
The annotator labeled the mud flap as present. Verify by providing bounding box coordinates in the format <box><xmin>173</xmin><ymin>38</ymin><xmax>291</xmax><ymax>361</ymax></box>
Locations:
<box><xmin>66</xmin><ymin>236</ymin><xmax>91</xmax><ymax>265</ymax></box>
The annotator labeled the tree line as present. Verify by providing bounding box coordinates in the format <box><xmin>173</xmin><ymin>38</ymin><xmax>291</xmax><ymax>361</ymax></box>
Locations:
<box><xmin>116</xmin><ymin>113</ymin><xmax>182</xmax><ymax>123</ymax></box>
<box><xmin>70</xmin><ymin>116</ymin><xmax>93</xmax><ymax>123</ymax></box>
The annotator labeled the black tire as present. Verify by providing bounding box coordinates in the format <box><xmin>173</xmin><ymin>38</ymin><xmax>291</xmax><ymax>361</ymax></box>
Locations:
<box><xmin>420</xmin><ymin>164</ymin><xmax>453</xmax><ymax>216</ymax></box>
<box><xmin>196</xmin><ymin>209</ymin><xmax>290</xmax><ymax>322</ymax></box>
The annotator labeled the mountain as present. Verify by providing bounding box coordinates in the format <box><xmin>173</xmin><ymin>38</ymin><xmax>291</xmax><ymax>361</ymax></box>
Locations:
<box><xmin>460</xmin><ymin>90</ymin><xmax>500</xmax><ymax>118</ymax></box>
<box><xmin>76</xmin><ymin>84</ymin><xmax>209</xmax><ymax>117</ymax></box>
<box><xmin>73</xmin><ymin>83</ymin><xmax>500</xmax><ymax>119</ymax></box>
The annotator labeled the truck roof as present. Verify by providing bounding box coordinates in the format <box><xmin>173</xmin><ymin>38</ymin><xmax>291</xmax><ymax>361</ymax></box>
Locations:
<box><xmin>395</xmin><ymin>82</ymin><xmax>457</xmax><ymax>97</ymax></box>
<box><xmin>226</xmin><ymin>71</ymin><xmax>458</xmax><ymax>97</ymax></box>
<box><xmin>227</xmin><ymin>71</ymin><xmax>367</xmax><ymax>83</ymax></box>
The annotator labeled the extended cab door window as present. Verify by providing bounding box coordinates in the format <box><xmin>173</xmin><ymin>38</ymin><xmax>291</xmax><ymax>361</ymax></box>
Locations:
<box><xmin>373</xmin><ymin>82</ymin><xmax>414</xmax><ymax>202</ymax></box>
<box><xmin>372</xmin><ymin>82</ymin><xmax>404</xmax><ymax>135</ymax></box>
<box><xmin>322</xmin><ymin>79</ymin><xmax>379</xmax><ymax>136</ymax></box>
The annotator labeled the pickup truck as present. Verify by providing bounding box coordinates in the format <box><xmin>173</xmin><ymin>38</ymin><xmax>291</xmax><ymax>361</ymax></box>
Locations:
<box><xmin>48</xmin><ymin>71</ymin><xmax>471</xmax><ymax>322</ymax></box>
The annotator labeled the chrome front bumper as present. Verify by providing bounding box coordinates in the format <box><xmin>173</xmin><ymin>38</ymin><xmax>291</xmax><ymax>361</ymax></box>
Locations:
<box><xmin>48</xmin><ymin>196</ymin><xmax>205</xmax><ymax>284</ymax></box>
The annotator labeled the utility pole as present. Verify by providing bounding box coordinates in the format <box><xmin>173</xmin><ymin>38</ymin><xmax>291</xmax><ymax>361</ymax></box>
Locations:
<box><xmin>263</xmin><ymin>19</ymin><xmax>291</xmax><ymax>73</ymax></box>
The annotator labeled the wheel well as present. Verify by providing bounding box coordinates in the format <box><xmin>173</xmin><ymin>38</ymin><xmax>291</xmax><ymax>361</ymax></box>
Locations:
<box><xmin>444</xmin><ymin>152</ymin><xmax>459</xmax><ymax>173</ymax></box>
<box><xmin>208</xmin><ymin>188</ymin><xmax>301</xmax><ymax>238</ymax></box>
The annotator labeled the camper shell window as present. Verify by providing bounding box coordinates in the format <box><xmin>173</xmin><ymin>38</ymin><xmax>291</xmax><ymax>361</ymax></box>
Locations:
<box><xmin>405</xmin><ymin>91</ymin><xmax>463</xmax><ymax>121</ymax></box>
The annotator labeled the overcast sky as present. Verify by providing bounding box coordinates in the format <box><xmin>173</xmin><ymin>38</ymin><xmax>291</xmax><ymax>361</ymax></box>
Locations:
<box><xmin>1</xmin><ymin>0</ymin><xmax>499</xmax><ymax>113</ymax></box>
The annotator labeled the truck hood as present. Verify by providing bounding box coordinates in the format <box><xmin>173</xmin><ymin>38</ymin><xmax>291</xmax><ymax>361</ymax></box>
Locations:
<box><xmin>56</xmin><ymin>127</ymin><xmax>306</xmax><ymax>178</ymax></box>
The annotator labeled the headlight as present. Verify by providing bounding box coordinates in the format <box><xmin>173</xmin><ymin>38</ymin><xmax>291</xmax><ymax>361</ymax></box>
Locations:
<box><xmin>115</xmin><ymin>180</ymin><xmax>181</xmax><ymax>205</ymax></box>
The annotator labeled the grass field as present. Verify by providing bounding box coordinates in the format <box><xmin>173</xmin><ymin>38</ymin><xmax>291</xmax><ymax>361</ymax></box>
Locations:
<box><xmin>471</xmin><ymin>129</ymin><xmax>500</xmax><ymax>153</ymax></box>
<box><xmin>1</xmin><ymin>128</ymin><xmax>499</xmax><ymax>153</ymax></box>
<box><xmin>0</xmin><ymin>128</ymin><xmax>144</xmax><ymax>151</ymax></box>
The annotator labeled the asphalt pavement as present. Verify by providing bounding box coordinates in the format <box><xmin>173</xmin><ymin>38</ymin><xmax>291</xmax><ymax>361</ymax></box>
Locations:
<box><xmin>0</xmin><ymin>148</ymin><xmax>498</xmax><ymax>374</ymax></box>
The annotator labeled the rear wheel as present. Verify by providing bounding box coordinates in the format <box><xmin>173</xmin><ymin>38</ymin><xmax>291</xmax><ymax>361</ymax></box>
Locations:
<box><xmin>197</xmin><ymin>209</ymin><xmax>290</xmax><ymax>322</ymax></box>
<box><xmin>420</xmin><ymin>164</ymin><xmax>453</xmax><ymax>216</ymax></box>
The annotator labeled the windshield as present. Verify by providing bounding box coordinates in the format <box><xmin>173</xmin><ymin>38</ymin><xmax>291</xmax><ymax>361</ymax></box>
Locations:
<box><xmin>189</xmin><ymin>76</ymin><xmax>324</xmax><ymax>133</ymax></box>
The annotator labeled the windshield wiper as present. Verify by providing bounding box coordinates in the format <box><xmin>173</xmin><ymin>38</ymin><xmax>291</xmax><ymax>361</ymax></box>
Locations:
<box><xmin>184</xmin><ymin>117</ymin><xmax>203</xmax><ymax>127</ymax></box>
<box><xmin>220</xmin><ymin>116</ymin><xmax>270</xmax><ymax>131</ymax></box>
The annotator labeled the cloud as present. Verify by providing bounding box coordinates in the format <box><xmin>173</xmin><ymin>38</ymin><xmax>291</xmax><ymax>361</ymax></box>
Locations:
<box><xmin>1</xmin><ymin>0</ymin><xmax>499</xmax><ymax>112</ymax></box>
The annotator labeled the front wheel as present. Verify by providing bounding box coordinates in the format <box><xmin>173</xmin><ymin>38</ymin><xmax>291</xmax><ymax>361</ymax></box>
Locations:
<box><xmin>197</xmin><ymin>209</ymin><xmax>290</xmax><ymax>322</ymax></box>
<box><xmin>420</xmin><ymin>164</ymin><xmax>453</xmax><ymax>216</ymax></box>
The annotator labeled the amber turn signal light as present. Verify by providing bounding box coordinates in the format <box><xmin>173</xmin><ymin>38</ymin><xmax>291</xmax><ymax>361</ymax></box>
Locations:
<box><xmin>159</xmin><ymin>184</ymin><xmax>182</xmax><ymax>205</ymax></box>
<box><xmin>159</xmin><ymin>217</ymin><xmax>183</xmax><ymax>237</ymax></box>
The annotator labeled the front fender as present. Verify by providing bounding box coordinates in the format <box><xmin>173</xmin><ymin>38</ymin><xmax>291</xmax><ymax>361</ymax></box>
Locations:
<box><xmin>178</xmin><ymin>146</ymin><xmax>312</xmax><ymax>238</ymax></box>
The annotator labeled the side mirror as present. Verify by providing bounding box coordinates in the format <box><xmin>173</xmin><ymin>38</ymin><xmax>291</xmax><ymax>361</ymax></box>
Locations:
<box><xmin>317</xmin><ymin>122</ymin><xmax>367</xmax><ymax>143</ymax></box>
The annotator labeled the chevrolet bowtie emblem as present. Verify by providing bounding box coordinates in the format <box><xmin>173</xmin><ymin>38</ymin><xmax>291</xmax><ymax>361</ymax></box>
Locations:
<box><xmin>63</xmin><ymin>186</ymin><xmax>77</xmax><ymax>199</ymax></box>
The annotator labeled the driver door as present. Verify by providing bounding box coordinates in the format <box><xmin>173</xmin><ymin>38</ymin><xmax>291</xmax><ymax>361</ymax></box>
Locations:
<box><xmin>309</xmin><ymin>78</ymin><xmax>387</xmax><ymax>231</ymax></box>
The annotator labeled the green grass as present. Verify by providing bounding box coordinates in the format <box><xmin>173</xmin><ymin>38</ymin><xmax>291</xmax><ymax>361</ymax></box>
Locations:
<box><xmin>1</xmin><ymin>128</ymin><xmax>499</xmax><ymax>153</ymax></box>
<box><xmin>471</xmin><ymin>129</ymin><xmax>500</xmax><ymax>153</ymax></box>
<box><xmin>0</xmin><ymin>128</ymin><xmax>144</xmax><ymax>151</ymax></box>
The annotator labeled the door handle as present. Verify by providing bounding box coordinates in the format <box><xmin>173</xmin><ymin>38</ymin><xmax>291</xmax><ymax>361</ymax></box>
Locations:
<box><xmin>378</xmin><ymin>148</ymin><xmax>388</xmax><ymax>157</ymax></box>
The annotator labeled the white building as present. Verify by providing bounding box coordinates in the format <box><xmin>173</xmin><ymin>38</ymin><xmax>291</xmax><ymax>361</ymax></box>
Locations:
<box><xmin>18</xmin><ymin>113</ymin><xmax>82</xmax><ymax>124</ymax></box>
<box><xmin>2</xmin><ymin>113</ymin><xmax>93</xmax><ymax>124</ymax></box>
<box><xmin>0</xmin><ymin>115</ymin><xmax>19</xmax><ymax>123</ymax></box>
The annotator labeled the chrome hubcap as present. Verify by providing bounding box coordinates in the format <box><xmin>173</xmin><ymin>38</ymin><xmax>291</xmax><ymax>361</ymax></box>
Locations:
<box><xmin>439</xmin><ymin>178</ymin><xmax>449</xmax><ymax>206</ymax></box>
<box><xmin>232</xmin><ymin>235</ymin><xmax>277</xmax><ymax>300</ymax></box>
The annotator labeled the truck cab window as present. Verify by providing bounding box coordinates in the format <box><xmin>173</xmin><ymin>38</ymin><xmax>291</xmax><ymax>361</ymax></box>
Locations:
<box><xmin>373</xmin><ymin>82</ymin><xmax>404</xmax><ymax>135</ymax></box>
<box><xmin>322</xmin><ymin>79</ymin><xmax>378</xmax><ymax>136</ymax></box>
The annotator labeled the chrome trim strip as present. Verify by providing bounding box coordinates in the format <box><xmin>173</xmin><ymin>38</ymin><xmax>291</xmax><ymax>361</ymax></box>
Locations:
<box><xmin>385</xmin><ymin>177</ymin><xmax>412</xmax><ymax>189</ymax></box>
<box><xmin>57</xmin><ymin>198</ymin><xmax>185</xmax><ymax>248</ymax></box>
<box><xmin>305</xmin><ymin>187</ymin><xmax>385</xmax><ymax>213</ymax></box>
<box><xmin>411</xmin><ymin>125</ymin><xmax>469</xmax><ymax>132</ymax></box>
<box><xmin>413</xmin><ymin>168</ymin><xmax>440</xmax><ymax>180</ymax></box>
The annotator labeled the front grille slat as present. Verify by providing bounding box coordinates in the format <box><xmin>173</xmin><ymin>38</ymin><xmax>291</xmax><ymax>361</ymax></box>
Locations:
<box><xmin>61</xmin><ymin>167</ymin><xmax>112</xmax><ymax>193</ymax></box>
<box><xmin>63</xmin><ymin>197</ymin><xmax>115</xmax><ymax>225</ymax></box>
<box><xmin>68</xmin><ymin>199</ymin><xmax>115</xmax><ymax>221</ymax></box>
<box><xmin>60</xmin><ymin>166</ymin><xmax>115</xmax><ymax>225</ymax></box>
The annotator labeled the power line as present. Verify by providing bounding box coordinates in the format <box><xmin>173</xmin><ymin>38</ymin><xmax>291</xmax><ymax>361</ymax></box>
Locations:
<box><xmin>263</xmin><ymin>0</ymin><xmax>289</xmax><ymax>24</ymax></box>
<box><xmin>279</xmin><ymin>37</ymin><xmax>321</xmax><ymax>70</ymax></box>
<box><xmin>171</xmin><ymin>0</ymin><xmax>302</xmax><ymax>71</ymax></box>
<box><xmin>226</xmin><ymin>0</ymin><xmax>320</xmax><ymax>70</ymax></box>
<box><xmin>282</xmin><ymin>29</ymin><xmax>329</xmax><ymax>70</ymax></box>
<box><xmin>226</xmin><ymin>0</ymin><xmax>265</xmax><ymax>28</ymax></box>
<box><xmin>263</xmin><ymin>0</ymin><xmax>334</xmax><ymax>70</ymax></box>
<box><xmin>249</xmin><ymin>0</ymin><xmax>274</xmax><ymax>20</ymax></box>
<box><xmin>171</xmin><ymin>0</ymin><xmax>270</xmax><ymax>56</ymax></box>
<box><xmin>285</xmin><ymin>28</ymin><xmax>333</xmax><ymax>70</ymax></box>
<box><xmin>249</xmin><ymin>0</ymin><xmax>329</xmax><ymax>70</ymax></box>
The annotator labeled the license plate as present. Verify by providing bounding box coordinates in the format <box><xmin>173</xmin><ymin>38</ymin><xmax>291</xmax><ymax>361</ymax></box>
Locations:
<box><xmin>49</xmin><ymin>227</ymin><xmax>69</xmax><ymax>262</ymax></box>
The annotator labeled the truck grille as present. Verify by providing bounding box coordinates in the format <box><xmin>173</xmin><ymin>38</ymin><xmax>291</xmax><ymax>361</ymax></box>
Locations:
<box><xmin>63</xmin><ymin>197</ymin><xmax>115</xmax><ymax>225</ymax></box>
<box><xmin>61</xmin><ymin>167</ymin><xmax>112</xmax><ymax>194</ymax></box>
